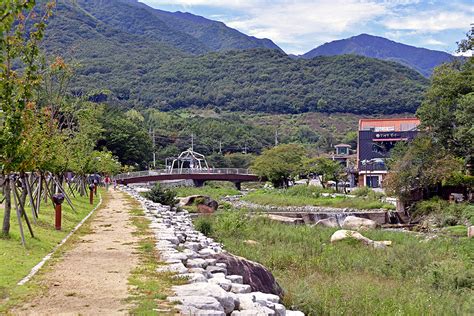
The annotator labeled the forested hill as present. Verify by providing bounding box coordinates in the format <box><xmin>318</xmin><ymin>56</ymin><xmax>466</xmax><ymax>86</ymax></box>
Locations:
<box><xmin>45</xmin><ymin>0</ymin><xmax>281</xmax><ymax>55</ymax></box>
<box><xmin>41</xmin><ymin>1</ymin><xmax>429</xmax><ymax>115</ymax></box>
<box><xmin>302</xmin><ymin>34</ymin><xmax>455</xmax><ymax>77</ymax></box>
<box><xmin>132</xmin><ymin>50</ymin><xmax>428</xmax><ymax>114</ymax></box>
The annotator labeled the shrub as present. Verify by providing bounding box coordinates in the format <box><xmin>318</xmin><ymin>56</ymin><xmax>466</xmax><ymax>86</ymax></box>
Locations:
<box><xmin>214</xmin><ymin>210</ymin><xmax>250</xmax><ymax>238</ymax></box>
<box><xmin>414</xmin><ymin>197</ymin><xmax>445</xmax><ymax>216</ymax></box>
<box><xmin>194</xmin><ymin>216</ymin><xmax>214</xmax><ymax>236</ymax></box>
<box><xmin>193</xmin><ymin>197</ymin><xmax>206</xmax><ymax>206</ymax></box>
<box><xmin>352</xmin><ymin>186</ymin><xmax>370</xmax><ymax>197</ymax></box>
<box><xmin>144</xmin><ymin>184</ymin><xmax>177</xmax><ymax>206</ymax></box>
<box><xmin>352</xmin><ymin>187</ymin><xmax>385</xmax><ymax>199</ymax></box>
<box><xmin>414</xmin><ymin>198</ymin><xmax>473</xmax><ymax>227</ymax></box>
<box><xmin>285</xmin><ymin>185</ymin><xmax>328</xmax><ymax>197</ymax></box>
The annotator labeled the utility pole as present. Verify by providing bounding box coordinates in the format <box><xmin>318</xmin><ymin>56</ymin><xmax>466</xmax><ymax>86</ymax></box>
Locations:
<box><xmin>219</xmin><ymin>140</ymin><xmax>222</xmax><ymax>154</ymax></box>
<box><xmin>191</xmin><ymin>133</ymin><xmax>194</xmax><ymax>151</ymax></box>
<box><xmin>243</xmin><ymin>143</ymin><xmax>248</xmax><ymax>154</ymax></box>
<box><xmin>152</xmin><ymin>129</ymin><xmax>156</xmax><ymax>169</ymax></box>
<box><xmin>275</xmin><ymin>130</ymin><xmax>279</xmax><ymax>146</ymax></box>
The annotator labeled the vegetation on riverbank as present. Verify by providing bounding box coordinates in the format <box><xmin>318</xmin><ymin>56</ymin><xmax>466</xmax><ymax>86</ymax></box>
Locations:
<box><xmin>243</xmin><ymin>186</ymin><xmax>395</xmax><ymax>210</ymax></box>
<box><xmin>414</xmin><ymin>198</ymin><xmax>474</xmax><ymax>227</ymax></box>
<box><xmin>195</xmin><ymin>211</ymin><xmax>473</xmax><ymax>315</ymax></box>
<box><xmin>0</xmin><ymin>190</ymin><xmax>103</xmax><ymax>312</ymax></box>
<box><xmin>173</xmin><ymin>182</ymin><xmax>240</xmax><ymax>201</ymax></box>
<box><xmin>126</xmin><ymin>195</ymin><xmax>186</xmax><ymax>314</ymax></box>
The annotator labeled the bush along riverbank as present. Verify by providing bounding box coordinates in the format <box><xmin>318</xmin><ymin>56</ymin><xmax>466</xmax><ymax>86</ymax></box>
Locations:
<box><xmin>122</xmin><ymin>186</ymin><xmax>304</xmax><ymax>315</ymax></box>
<box><xmin>194</xmin><ymin>210</ymin><xmax>474</xmax><ymax>315</ymax></box>
<box><xmin>242</xmin><ymin>186</ymin><xmax>395</xmax><ymax>210</ymax></box>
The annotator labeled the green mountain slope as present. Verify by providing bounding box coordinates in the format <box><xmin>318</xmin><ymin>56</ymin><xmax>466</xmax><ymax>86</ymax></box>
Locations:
<box><xmin>42</xmin><ymin>1</ymin><xmax>429</xmax><ymax>115</ymax></box>
<box><xmin>73</xmin><ymin>48</ymin><xmax>427</xmax><ymax>114</ymax></box>
<box><xmin>49</xmin><ymin>0</ymin><xmax>281</xmax><ymax>55</ymax></box>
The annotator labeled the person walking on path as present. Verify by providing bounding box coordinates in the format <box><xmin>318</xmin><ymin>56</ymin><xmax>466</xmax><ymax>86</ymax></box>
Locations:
<box><xmin>104</xmin><ymin>175</ymin><xmax>111</xmax><ymax>191</ymax></box>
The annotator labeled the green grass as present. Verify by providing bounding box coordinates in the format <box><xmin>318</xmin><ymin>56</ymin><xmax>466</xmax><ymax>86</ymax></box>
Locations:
<box><xmin>243</xmin><ymin>187</ymin><xmax>395</xmax><ymax>210</ymax></box>
<box><xmin>197</xmin><ymin>211</ymin><xmax>474</xmax><ymax>315</ymax></box>
<box><xmin>443</xmin><ymin>225</ymin><xmax>470</xmax><ymax>237</ymax></box>
<box><xmin>173</xmin><ymin>182</ymin><xmax>240</xmax><ymax>201</ymax></box>
<box><xmin>126</xmin><ymin>196</ymin><xmax>187</xmax><ymax>314</ymax></box>
<box><xmin>414</xmin><ymin>198</ymin><xmax>474</xmax><ymax>226</ymax></box>
<box><xmin>0</xmin><ymin>189</ymin><xmax>103</xmax><ymax>312</ymax></box>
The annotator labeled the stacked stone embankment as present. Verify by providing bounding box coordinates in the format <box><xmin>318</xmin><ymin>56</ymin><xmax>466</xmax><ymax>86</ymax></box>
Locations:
<box><xmin>123</xmin><ymin>186</ymin><xmax>304</xmax><ymax>316</ymax></box>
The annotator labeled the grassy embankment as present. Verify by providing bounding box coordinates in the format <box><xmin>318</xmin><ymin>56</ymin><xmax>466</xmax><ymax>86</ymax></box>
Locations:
<box><xmin>125</xmin><ymin>194</ymin><xmax>186</xmax><ymax>314</ymax></box>
<box><xmin>173</xmin><ymin>183</ymin><xmax>240</xmax><ymax>201</ymax></box>
<box><xmin>0</xmin><ymin>189</ymin><xmax>103</xmax><ymax>312</ymax></box>
<box><xmin>195</xmin><ymin>211</ymin><xmax>474</xmax><ymax>315</ymax></box>
<box><xmin>243</xmin><ymin>186</ymin><xmax>395</xmax><ymax>210</ymax></box>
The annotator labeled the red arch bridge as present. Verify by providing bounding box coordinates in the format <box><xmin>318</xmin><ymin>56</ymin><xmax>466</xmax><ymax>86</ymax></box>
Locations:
<box><xmin>114</xmin><ymin>168</ymin><xmax>260</xmax><ymax>189</ymax></box>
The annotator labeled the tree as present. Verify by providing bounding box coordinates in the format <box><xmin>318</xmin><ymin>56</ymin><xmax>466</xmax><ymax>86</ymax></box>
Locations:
<box><xmin>224</xmin><ymin>153</ymin><xmax>255</xmax><ymax>169</ymax></box>
<box><xmin>302</xmin><ymin>157</ymin><xmax>344</xmax><ymax>189</ymax></box>
<box><xmin>1</xmin><ymin>1</ymin><xmax>54</xmax><ymax>236</ymax></box>
<box><xmin>98</xmin><ymin>109</ymin><xmax>152</xmax><ymax>169</ymax></box>
<box><xmin>385</xmin><ymin>32</ymin><xmax>473</xmax><ymax>203</ymax></box>
<box><xmin>125</xmin><ymin>109</ymin><xmax>145</xmax><ymax>124</ymax></box>
<box><xmin>342</xmin><ymin>131</ymin><xmax>358</xmax><ymax>149</ymax></box>
<box><xmin>416</xmin><ymin>31</ymin><xmax>473</xmax><ymax>170</ymax></box>
<box><xmin>251</xmin><ymin>144</ymin><xmax>307</xmax><ymax>188</ymax></box>
<box><xmin>384</xmin><ymin>136</ymin><xmax>464</xmax><ymax>202</ymax></box>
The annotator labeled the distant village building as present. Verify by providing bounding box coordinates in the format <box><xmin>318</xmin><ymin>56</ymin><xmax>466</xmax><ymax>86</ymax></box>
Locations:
<box><xmin>357</xmin><ymin>118</ymin><xmax>420</xmax><ymax>188</ymax></box>
<box><xmin>335</xmin><ymin>143</ymin><xmax>351</xmax><ymax>157</ymax></box>
<box><xmin>332</xmin><ymin>143</ymin><xmax>357</xmax><ymax>187</ymax></box>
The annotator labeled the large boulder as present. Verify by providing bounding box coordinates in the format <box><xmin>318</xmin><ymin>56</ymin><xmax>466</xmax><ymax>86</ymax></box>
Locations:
<box><xmin>342</xmin><ymin>216</ymin><xmax>377</xmax><ymax>230</ymax></box>
<box><xmin>314</xmin><ymin>217</ymin><xmax>339</xmax><ymax>228</ymax></box>
<box><xmin>172</xmin><ymin>282</ymin><xmax>236</xmax><ymax>314</ymax></box>
<box><xmin>210</xmin><ymin>253</ymin><xmax>284</xmax><ymax>297</ymax></box>
<box><xmin>168</xmin><ymin>296</ymin><xmax>224</xmax><ymax>312</ymax></box>
<box><xmin>331</xmin><ymin>229</ymin><xmax>392</xmax><ymax>249</ymax></box>
<box><xmin>468</xmin><ymin>226</ymin><xmax>474</xmax><ymax>238</ymax></box>
<box><xmin>179</xmin><ymin>195</ymin><xmax>219</xmax><ymax>211</ymax></box>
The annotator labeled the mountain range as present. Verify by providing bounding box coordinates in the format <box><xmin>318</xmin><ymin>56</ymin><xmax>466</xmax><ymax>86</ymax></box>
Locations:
<box><xmin>39</xmin><ymin>0</ymin><xmax>439</xmax><ymax>115</ymax></box>
<box><xmin>302</xmin><ymin>34</ymin><xmax>455</xmax><ymax>77</ymax></box>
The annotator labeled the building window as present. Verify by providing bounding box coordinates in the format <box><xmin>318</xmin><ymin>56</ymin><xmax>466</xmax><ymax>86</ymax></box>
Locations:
<box><xmin>366</xmin><ymin>176</ymin><xmax>380</xmax><ymax>188</ymax></box>
<box><xmin>337</xmin><ymin>147</ymin><xmax>348</xmax><ymax>155</ymax></box>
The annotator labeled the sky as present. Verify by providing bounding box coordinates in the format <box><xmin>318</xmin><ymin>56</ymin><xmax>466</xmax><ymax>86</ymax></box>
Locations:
<box><xmin>140</xmin><ymin>0</ymin><xmax>473</xmax><ymax>55</ymax></box>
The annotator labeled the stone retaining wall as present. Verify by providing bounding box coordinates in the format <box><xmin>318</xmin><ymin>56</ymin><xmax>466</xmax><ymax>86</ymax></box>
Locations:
<box><xmin>123</xmin><ymin>186</ymin><xmax>304</xmax><ymax>316</ymax></box>
<box><xmin>223</xmin><ymin>198</ymin><xmax>409</xmax><ymax>225</ymax></box>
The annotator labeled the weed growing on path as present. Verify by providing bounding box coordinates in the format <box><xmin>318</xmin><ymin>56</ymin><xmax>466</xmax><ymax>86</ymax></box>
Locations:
<box><xmin>126</xmin><ymin>198</ymin><xmax>186</xmax><ymax>314</ymax></box>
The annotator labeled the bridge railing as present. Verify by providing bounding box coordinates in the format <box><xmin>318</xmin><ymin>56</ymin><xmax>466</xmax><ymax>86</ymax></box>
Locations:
<box><xmin>114</xmin><ymin>168</ymin><xmax>253</xmax><ymax>180</ymax></box>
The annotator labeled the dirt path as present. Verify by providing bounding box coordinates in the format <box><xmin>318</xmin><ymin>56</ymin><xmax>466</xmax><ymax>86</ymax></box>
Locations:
<box><xmin>15</xmin><ymin>190</ymin><xmax>139</xmax><ymax>315</ymax></box>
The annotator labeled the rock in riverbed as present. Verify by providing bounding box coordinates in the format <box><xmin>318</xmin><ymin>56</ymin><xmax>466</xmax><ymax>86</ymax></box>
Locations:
<box><xmin>342</xmin><ymin>216</ymin><xmax>377</xmax><ymax>230</ymax></box>
<box><xmin>210</xmin><ymin>253</ymin><xmax>284</xmax><ymax>297</ymax></box>
<box><xmin>314</xmin><ymin>217</ymin><xmax>339</xmax><ymax>228</ymax></box>
<box><xmin>331</xmin><ymin>229</ymin><xmax>392</xmax><ymax>249</ymax></box>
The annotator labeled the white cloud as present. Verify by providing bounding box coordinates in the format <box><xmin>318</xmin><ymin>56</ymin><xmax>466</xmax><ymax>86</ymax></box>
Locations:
<box><xmin>422</xmin><ymin>38</ymin><xmax>446</xmax><ymax>46</ymax></box>
<box><xmin>383</xmin><ymin>11</ymin><xmax>473</xmax><ymax>32</ymax></box>
<box><xmin>140</xmin><ymin>0</ymin><xmax>471</xmax><ymax>54</ymax></box>
<box><xmin>222</xmin><ymin>1</ymin><xmax>387</xmax><ymax>53</ymax></box>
